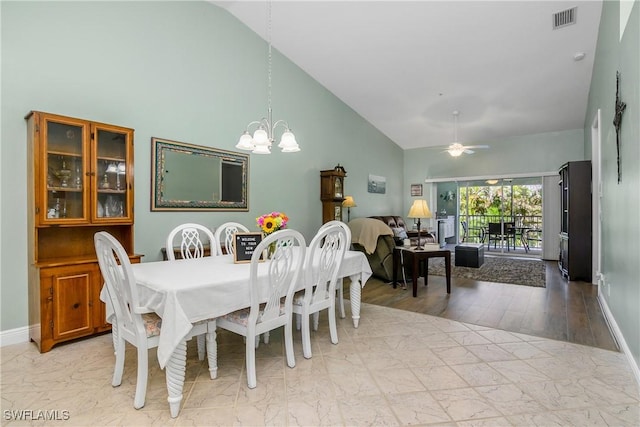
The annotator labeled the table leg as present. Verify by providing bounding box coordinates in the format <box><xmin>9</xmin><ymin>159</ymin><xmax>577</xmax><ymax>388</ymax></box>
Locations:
<box><xmin>445</xmin><ymin>252</ymin><xmax>451</xmax><ymax>294</ymax></box>
<box><xmin>392</xmin><ymin>248</ymin><xmax>399</xmax><ymax>289</ymax></box>
<box><xmin>206</xmin><ymin>321</ymin><xmax>218</xmax><ymax>379</ymax></box>
<box><xmin>349</xmin><ymin>273</ymin><xmax>362</xmax><ymax>328</ymax></box>
<box><xmin>166</xmin><ymin>340</ymin><xmax>187</xmax><ymax>418</ymax></box>
<box><xmin>423</xmin><ymin>259</ymin><xmax>428</xmax><ymax>287</ymax></box>
<box><xmin>412</xmin><ymin>253</ymin><xmax>419</xmax><ymax>297</ymax></box>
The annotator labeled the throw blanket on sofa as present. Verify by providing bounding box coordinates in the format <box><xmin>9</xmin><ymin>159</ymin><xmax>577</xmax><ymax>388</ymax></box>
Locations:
<box><xmin>348</xmin><ymin>218</ymin><xmax>394</xmax><ymax>254</ymax></box>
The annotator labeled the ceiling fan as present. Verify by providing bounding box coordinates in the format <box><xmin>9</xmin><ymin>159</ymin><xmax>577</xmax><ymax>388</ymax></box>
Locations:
<box><xmin>432</xmin><ymin>111</ymin><xmax>490</xmax><ymax>157</ymax></box>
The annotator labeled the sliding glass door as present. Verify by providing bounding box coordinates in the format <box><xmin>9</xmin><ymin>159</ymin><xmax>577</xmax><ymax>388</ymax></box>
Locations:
<box><xmin>457</xmin><ymin>177</ymin><xmax>543</xmax><ymax>256</ymax></box>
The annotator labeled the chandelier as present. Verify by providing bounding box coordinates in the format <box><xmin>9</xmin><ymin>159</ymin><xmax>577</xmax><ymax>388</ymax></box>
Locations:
<box><xmin>235</xmin><ymin>1</ymin><xmax>300</xmax><ymax>154</ymax></box>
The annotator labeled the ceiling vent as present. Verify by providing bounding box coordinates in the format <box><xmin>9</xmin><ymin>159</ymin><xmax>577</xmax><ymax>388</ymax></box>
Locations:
<box><xmin>553</xmin><ymin>7</ymin><xmax>577</xmax><ymax>30</ymax></box>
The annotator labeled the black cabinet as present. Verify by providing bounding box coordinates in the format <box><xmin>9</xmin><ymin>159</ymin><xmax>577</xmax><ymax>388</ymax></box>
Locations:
<box><xmin>558</xmin><ymin>160</ymin><xmax>592</xmax><ymax>281</ymax></box>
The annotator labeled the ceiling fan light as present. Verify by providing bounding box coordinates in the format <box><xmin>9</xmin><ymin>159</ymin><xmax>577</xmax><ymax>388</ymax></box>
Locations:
<box><xmin>447</xmin><ymin>142</ymin><xmax>465</xmax><ymax>157</ymax></box>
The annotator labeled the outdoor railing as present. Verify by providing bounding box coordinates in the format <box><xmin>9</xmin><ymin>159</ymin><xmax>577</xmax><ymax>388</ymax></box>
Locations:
<box><xmin>460</xmin><ymin>215</ymin><xmax>542</xmax><ymax>249</ymax></box>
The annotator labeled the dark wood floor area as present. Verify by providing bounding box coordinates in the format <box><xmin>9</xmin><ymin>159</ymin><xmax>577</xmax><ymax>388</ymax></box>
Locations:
<box><xmin>347</xmin><ymin>258</ymin><xmax>619</xmax><ymax>352</ymax></box>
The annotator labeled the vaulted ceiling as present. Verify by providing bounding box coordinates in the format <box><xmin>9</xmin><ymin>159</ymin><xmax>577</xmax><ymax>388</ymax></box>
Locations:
<box><xmin>214</xmin><ymin>1</ymin><xmax>602</xmax><ymax>150</ymax></box>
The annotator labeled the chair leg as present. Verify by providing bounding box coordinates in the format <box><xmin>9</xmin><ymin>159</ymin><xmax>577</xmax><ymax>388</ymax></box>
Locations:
<box><xmin>111</xmin><ymin>322</ymin><xmax>119</xmax><ymax>354</ymax></box>
<box><xmin>246</xmin><ymin>334</ymin><xmax>257</xmax><ymax>389</ymax></box>
<box><xmin>284</xmin><ymin>320</ymin><xmax>296</xmax><ymax>368</ymax></box>
<box><xmin>112</xmin><ymin>336</ymin><xmax>125</xmax><ymax>387</ymax></box>
<box><xmin>196</xmin><ymin>334</ymin><xmax>205</xmax><ymax>361</ymax></box>
<box><xmin>301</xmin><ymin>311</ymin><xmax>312</xmax><ymax>359</ymax></box>
<box><xmin>312</xmin><ymin>312</ymin><xmax>320</xmax><ymax>331</ymax></box>
<box><xmin>336</xmin><ymin>279</ymin><xmax>346</xmax><ymax>319</ymax></box>
<box><xmin>328</xmin><ymin>304</ymin><xmax>338</xmax><ymax>345</ymax></box>
<box><xmin>133</xmin><ymin>345</ymin><xmax>149</xmax><ymax>409</ymax></box>
<box><xmin>263</xmin><ymin>331</ymin><xmax>270</xmax><ymax>344</ymax></box>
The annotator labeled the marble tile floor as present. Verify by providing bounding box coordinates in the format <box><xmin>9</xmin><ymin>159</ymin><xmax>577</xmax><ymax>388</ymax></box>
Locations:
<box><xmin>1</xmin><ymin>302</ymin><xmax>639</xmax><ymax>426</ymax></box>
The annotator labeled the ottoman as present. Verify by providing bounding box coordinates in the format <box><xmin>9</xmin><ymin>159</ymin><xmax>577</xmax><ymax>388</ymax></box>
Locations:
<box><xmin>455</xmin><ymin>243</ymin><xmax>484</xmax><ymax>268</ymax></box>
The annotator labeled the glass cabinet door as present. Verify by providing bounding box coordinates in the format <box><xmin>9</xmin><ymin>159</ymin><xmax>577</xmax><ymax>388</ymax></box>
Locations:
<box><xmin>93</xmin><ymin>123</ymin><xmax>133</xmax><ymax>222</ymax></box>
<box><xmin>43</xmin><ymin>117</ymin><xmax>89</xmax><ymax>223</ymax></box>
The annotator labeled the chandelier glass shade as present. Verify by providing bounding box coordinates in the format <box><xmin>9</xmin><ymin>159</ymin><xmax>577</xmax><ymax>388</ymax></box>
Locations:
<box><xmin>235</xmin><ymin>2</ymin><xmax>300</xmax><ymax>155</ymax></box>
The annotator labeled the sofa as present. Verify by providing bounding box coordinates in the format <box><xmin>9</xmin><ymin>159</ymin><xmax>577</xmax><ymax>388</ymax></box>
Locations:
<box><xmin>369</xmin><ymin>215</ymin><xmax>437</xmax><ymax>247</ymax></box>
<box><xmin>348</xmin><ymin>216</ymin><xmax>436</xmax><ymax>281</ymax></box>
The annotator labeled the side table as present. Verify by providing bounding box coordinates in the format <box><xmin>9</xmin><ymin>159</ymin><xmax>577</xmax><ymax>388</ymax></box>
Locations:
<box><xmin>392</xmin><ymin>246</ymin><xmax>451</xmax><ymax>297</ymax></box>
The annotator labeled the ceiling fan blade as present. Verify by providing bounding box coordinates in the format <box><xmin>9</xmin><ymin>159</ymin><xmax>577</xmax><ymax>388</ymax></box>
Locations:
<box><xmin>464</xmin><ymin>149</ymin><xmax>475</xmax><ymax>154</ymax></box>
<box><xmin>464</xmin><ymin>145</ymin><xmax>489</xmax><ymax>149</ymax></box>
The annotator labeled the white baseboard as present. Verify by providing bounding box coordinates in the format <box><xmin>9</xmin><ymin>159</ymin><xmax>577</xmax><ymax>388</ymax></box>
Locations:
<box><xmin>598</xmin><ymin>291</ymin><xmax>640</xmax><ymax>386</ymax></box>
<box><xmin>0</xmin><ymin>326</ymin><xmax>30</xmax><ymax>347</ymax></box>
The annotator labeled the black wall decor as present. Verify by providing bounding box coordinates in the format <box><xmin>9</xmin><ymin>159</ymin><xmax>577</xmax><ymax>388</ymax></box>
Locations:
<box><xmin>613</xmin><ymin>71</ymin><xmax>626</xmax><ymax>183</ymax></box>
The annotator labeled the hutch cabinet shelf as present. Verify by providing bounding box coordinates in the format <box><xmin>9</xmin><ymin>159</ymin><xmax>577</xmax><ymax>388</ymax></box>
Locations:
<box><xmin>27</xmin><ymin>111</ymin><xmax>139</xmax><ymax>353</ymax></box>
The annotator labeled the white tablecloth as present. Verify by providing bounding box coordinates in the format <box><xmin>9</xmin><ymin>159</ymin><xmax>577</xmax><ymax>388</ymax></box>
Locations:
<box><xmin>101</xmin><ymin>249</ymin><xmax>371</xmax><ymax>368</ymax></box>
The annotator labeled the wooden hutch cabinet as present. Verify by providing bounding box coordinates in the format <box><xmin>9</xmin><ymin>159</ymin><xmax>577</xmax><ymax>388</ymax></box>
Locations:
<box><xmin>320</xmin><ymin>165</ymin><xmax>346</xmax><ymax>223</ymax></box>
<box><xmin>26</xmin><ymin>111</ymin><xmax>140</xmax><ymax>352</ymax></box>
<box><xmin>558</xmin><ymin>160</ymin><xmax>592</xmax><ymax>281</ymax></box>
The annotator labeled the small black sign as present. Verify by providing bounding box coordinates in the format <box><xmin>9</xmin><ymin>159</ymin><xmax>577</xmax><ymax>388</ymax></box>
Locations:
<box><xmin>233</xmin><ymin>232</ymin><xmax>264</xmax><ymax>263</ymax></box>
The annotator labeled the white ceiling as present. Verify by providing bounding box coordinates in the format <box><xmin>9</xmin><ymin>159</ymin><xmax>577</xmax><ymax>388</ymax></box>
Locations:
<box><xmin>214</xmin><ymin>1</ymin><xmax>603</xmax><ymax>150</ymax></box>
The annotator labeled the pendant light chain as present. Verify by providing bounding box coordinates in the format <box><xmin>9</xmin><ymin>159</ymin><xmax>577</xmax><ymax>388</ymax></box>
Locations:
<box><xmin>235</xmin><ymin>0</ymin><xmax>300</xmax><ymax>154</ymax></box>
<box><xmin>453</xmin><ymin>110</ymin><xmax>459</xmax><ymax>142</ymax></box>
<box><xmin>267</xmin><ymin>0</ymin><xmax>272</xmax><ymax>114</ymax></box>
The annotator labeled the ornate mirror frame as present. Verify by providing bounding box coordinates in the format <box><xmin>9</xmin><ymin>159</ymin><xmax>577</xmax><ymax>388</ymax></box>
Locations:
<box><xmin>151</xmin><ymin>137</ymin><xmax>249</xmax><ymax>211</ymax></box>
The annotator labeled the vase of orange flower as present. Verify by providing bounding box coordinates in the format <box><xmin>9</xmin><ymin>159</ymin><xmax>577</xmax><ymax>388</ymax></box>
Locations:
<box><xmin>256</xmin><ymin>212</ymin><xmax>288</xmax><ymax>258</ymax></box>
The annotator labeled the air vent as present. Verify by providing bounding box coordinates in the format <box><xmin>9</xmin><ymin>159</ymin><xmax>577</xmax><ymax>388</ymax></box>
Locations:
<box><xmin>553</xmin><ymin>7</ymin><xmax>577</xmax><ymax>29</ymax></box>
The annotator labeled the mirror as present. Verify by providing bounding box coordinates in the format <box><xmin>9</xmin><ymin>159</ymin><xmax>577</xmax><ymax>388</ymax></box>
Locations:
<box><xmin>151</xmin><ymin>137</ymin><xmax>249</xmax><ymax>211</ymax></box>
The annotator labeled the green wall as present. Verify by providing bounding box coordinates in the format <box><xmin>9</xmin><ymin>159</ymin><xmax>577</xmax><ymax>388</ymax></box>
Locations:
<box><xmin>585</xmin><ymin>0</ymin><xmax>639</xmax><ymax>369</ymax></box>
<box><xmin>1</xmin><ymin>0</ymin><xmax>637</xmax><ymax>374</ymax></box>
<box><xmin>0</xmin><ymin>1</ymin><xmax>404</xmax><ymax>332</ymax></box>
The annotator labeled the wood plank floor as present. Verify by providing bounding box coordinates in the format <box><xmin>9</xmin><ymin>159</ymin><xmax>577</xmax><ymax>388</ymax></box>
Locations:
<box><xmin>346</xmin><ymin>257</ymin><xmax>619</xmax><ymax>352</ymax></box>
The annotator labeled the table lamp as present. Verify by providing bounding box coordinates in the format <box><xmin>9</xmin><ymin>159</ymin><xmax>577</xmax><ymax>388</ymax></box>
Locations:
<box><xmin>407</xmin><ymin>199</ymin><xmax>432</xmax><ymax>250</ymax></box>
<box><xmin>342</xmin><ymin>196</ymin><xmax>357</xmax><ymax>222</ymax></box>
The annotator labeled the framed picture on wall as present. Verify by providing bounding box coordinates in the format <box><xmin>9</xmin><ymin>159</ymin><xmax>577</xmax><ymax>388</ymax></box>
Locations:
<box><xmin>410</xmin><ymin>184</ymin><xmax>423</xmax><ymax>196</ymax></box>
<box><xmin>367</xmin><ymin>174</ymin><xmax>386</xmax><ymax>194</ymax></box>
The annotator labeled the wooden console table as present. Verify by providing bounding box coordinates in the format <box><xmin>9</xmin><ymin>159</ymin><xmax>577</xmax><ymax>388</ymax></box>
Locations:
<box><xmin>392</xmin><ymin>246</ymin><xmax>451</xmax><ymax>297</ymax></box>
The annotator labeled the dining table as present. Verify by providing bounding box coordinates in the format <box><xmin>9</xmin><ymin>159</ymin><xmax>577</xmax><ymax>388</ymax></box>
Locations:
<box><xmin>101</xmin><ymin>248</ymin><xmax>371</xmax><ymax>417</ymax></box>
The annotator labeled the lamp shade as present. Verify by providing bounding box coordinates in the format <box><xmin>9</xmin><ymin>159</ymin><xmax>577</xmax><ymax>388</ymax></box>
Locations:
<box><xmin>407</xmin><ymin>199</ymin><xmax>432</xmax><ymax>219</ymax></box>
<box><xmin>278</xmin><ymin>130</ymin><xmax>296</xmax><ymax>148</ymax></box>
<box><xmin>252</xmin><ymin>144</ymin><xmax>271</xmax><ymax>155</ymax></box>
<box><xmin>342</xmin><ymin>196</ymin><xmax>357</xmax><ymax>208</ymax></box>
<box><xmin>252</xmin><ymin>128</ymin><xmax>270</xmax><ymax>146</ymax></box>
<box><xmin>236</xmin><ymin>132</ymin><xmax>255</xmax><ymax>151</ymax></box>
<box><xmin>279</xmin><ymin>131</ymin><xmax>300</xmax><ymax>152</ymax></box>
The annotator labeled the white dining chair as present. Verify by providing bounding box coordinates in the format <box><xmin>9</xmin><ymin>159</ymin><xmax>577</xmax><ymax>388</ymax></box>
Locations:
<box><xmin>165</xmin><ymin>223</ymin><xmax>217</xmax><ymax>360</ymax></box>
<box><xmin>215</xmin><ymin>229</ymin><xmax>306</xmax><ymax>389</ymax></box>
<box><xmin>292</xmin><ymin>222</ymin><xmax>348</xmax><ymax>358</ymax></box>
<box><xmin>318</xmin><ymin>220</ymin><xmax>351</xmax><ymax>319</ymax></box>
<box><xmin>214</xmin><ymin>221</ymin><xmax>250</xmax><ymax>256</ymax></box>
<box><xmin>166</xmin><ymin>223</ymin><xmax>216</xmax><ymax>261</ymax></box>
<box><xmin>94</xmin><ymin>231</ymin><xmax>216</xmax><ymax>410</ymax></box>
